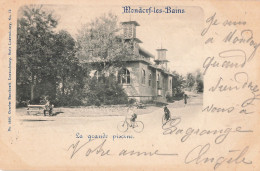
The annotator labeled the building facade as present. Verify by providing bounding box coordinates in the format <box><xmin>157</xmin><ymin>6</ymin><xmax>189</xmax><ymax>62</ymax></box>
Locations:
<box><xmin>83</xmin><ymin>21</ymin><xmax>173</xmax><ymax>102</ymax></box>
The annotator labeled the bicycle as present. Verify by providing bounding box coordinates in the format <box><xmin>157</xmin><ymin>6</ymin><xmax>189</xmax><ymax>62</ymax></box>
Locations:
<box><xmin>117</xmin><ymin>116</ymin><xmax>144</xmax><ymax>133</ymax></box>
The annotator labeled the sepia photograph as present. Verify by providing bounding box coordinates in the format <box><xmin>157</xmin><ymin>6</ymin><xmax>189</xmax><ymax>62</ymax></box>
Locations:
<box><xmin>1</xmin><ymin>1</ymin><xmax>260</xmax><ymax>170</ymax></box>
<box><xmin>16</xmin><ymin>5</ymin><xmax>204</xmax><ymax>131</ymax></box>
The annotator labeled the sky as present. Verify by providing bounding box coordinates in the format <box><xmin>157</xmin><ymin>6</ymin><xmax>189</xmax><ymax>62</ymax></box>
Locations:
<box><xmin>42</xmin><ymin>5</ymin><xmax>205</xmax><ymax>75</ymax></box>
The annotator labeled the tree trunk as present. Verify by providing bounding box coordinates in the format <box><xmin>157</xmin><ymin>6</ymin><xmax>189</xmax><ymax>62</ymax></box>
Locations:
<box><xmin>30</xmin><ymin>73</ymin><xmax>35</xmax><ymax>101</ymax></box>
<box><xmin>62</xmin><ymin>76</ymin><xmax>65</xmax><ymax>95</ymax></box>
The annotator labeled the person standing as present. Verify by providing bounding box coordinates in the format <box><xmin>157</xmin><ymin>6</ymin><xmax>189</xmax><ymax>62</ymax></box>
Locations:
<box><xmin>183</xmin><ymin>93</ymin><xmax>188</xmax><ymax>106</ymax></box>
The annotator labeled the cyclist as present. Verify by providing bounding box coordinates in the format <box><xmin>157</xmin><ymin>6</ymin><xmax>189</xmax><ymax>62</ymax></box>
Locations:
<box><xmin>127</xmin><ymin>105</ymin><xmax>137</xmax><ymax>127</ymax></box>
<box><xmin>130</xmin><ymin>113</ymin><xmax>137</xmax><ymax>128</ymax></box>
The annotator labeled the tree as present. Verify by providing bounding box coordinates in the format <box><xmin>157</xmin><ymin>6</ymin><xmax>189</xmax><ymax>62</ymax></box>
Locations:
<box><xmin>17</xmin><ymin>5</ymin><xmax>86</xmax><ymax>106</ymax></box>
<box><xmin>17</xmin><ymin>5</ymin><xmax>58</xmax><ymax>103</ymax></box>
<box><xmin>84</xmin><ymin>77</ymin><xmax>128</xmax><ymax>106</ymax></box>
<box><xmin>186</xmin><ymin>73</ymin><xmax>195</xmax><ymax>91</ymax></box>
<box><xmin>195</xmin><ymin>70</ymin><xmax>204</xmax><ymax>93</ymax></box>
<box><xmin>76</xmin><ymin>13</ymin><xmax>133</xmax><ymax>106</ymax></box>
<box><xmin>76</xmin><ymin>13</ymin><xmax>133</xmax><ymax>73</ymax></box>
<box><xmin>50</xmin><ymin>30</ymin><xmax>89</xmax><ymax>106</ymax></box>
<box><xmin>53</xmin><ymin>30</ymin><xmax>81</xmax><ymax>95</ymax></box>
<box><xmin>183</xmin><ymin>70</ymin><xmax>204</xmax><ymax>93</ymax></box>
<box><xmin>172</xmin><ymin>71</ymin><xmax>185</xmax><ymax>97</ymax></box>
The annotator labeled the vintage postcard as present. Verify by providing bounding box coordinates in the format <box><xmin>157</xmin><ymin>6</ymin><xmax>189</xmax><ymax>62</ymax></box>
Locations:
<box><xmin>0</xmin><ymin>0</ymin><xmax>260</xmax><ymax>170</ymax></box>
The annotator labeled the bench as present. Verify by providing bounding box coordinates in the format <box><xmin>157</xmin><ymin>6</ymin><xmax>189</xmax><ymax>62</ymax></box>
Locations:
<box><xmin>27</xmin><ymin>105</ymin><xmax>52</xmax><ymax>116</ymax></box>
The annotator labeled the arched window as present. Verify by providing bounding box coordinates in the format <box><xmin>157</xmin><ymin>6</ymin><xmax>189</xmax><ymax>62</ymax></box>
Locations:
<box><xmin>149</xmin><ymin>73</ymin><xmax>152</xmax><ymax>86</ymax></box>
<box><xmin>141</xmin><ymin>69</ymin><xmax>146</xmax><ymax>84</ymax></box>
<box><xmin>94</xmin><ymin>70</ymin><xmax>104</xmax><ymax>83</ymax></box>
<box><xmin>118</xmin><ymin>68</ymin><xmax>130</xmax><ymax>84</ymax></box>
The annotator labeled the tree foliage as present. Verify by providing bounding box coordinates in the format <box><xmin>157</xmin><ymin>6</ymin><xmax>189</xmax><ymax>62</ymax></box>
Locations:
<box><xmin>17</xmin><ymin>5</ymin><xmax>58</xmax><ymax>104</ymax></box>
<box><xmin>84</xmin><ymin>77</ymin><xmax>128</xmax><ymax>106</ymax></box>
<box><xmin>171</xmin><ymin>71</ymin><xmax>185</xmax><ymax>97</ymax></box>
<box><xmin>195</xmin><ymin>70</ymin><xmax>204</xmax><ymax>92</ymax></box>
<box><xmin>185</xmin><ymin>70</ymin><xmax>204</xmax><ymax>93</ymax></box>
<box><xmin>76</xmin><ymin>12</ymin><xmax>131</xmax><ymax>106</ymax></box>
<box><xmin>17</xmin><ymin>8</ymin><xmax>129</xmax><ymax>107</ymax></box>
<box><xmin>171</xmin><ymin>70</ymin><xmax>204</xmax><ymax>99</ymax></box>
<box><xmin>186</xmin><ymin>73</ymin><xmax>195</xmax><ymax>90</ymax></box>
<box><xmin>76</xmin><ymin>13</ymin><xmax>133</xmax><ymax>72</ymax></box>
<box><xmin>17</xmin><ymin>5</ymin><xmax>86</xmax><ymax>106</ymax></box>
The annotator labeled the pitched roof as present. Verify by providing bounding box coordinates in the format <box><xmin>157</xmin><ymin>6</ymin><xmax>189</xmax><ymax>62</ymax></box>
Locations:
<box><xmin>139</xmin><ymin>47</ymin><xmax>154</xmax><ymax>58</ymax></box>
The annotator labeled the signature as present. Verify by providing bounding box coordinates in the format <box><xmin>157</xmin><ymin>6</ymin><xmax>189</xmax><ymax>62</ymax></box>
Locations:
<box><xmin>185</xmin><ymin>143</ymin><xmax>252</xmax><ymax>170</ymax></box>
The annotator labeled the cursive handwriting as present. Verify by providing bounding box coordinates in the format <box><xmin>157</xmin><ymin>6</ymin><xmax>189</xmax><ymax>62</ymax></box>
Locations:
<box><xmin>67</xmin><ymin>139</ymin><xmax>110</xmax><ymax>159</ymax></box>
<box><xmin>185</xmin><ymin>143</ymin><xmax>252</xmax><ymax>170</ymax></box>
<box><xmin>201</xmin><ymin>12</ymin><xmax>219</xmax><ymax>36</ymax></box>
<box><xmin>201</xmin><ymin>13</ymin><xmax>259</xmax><ymax>75</ymax></box>
<box><xmin>208</xmin><ymin>72</ymin><xmax>259</xmax><ymax>93</ymax></box>
<box><xmin>202</xmin><ymin>104</ymin><xmax>234</xmax><ymax>113</ymax></box>
<box><xmin>67</xmin><ymin>139</ymin><xmax>178</xmax><ymax>159</ymax></box>
<box><xmin>223</xmin><ymin>29</ymin><xmax>260</xmax><ymax>61</ymax></box>
<box><xmin>202</xmin><ymin>50</ymin><xmax>247</xmax><ymax>75</ymax></box>
<box><xmin>241</xmin><ymin>93</ymin><xmax>260</xmax><ymax>108</ymax></box>
<box><xmin>201</xmin><ymin>12</ymin><xmax>247</xmax><ymax>37</ymax></box>
<box><xmin>162</xmin><ymin>118</ymin><xmax>253</xmax><ymax>144</ymax></box>
<box><xmin>119</xmin><ymin>149</ymin><xmax>178</xmax><ymax>156</ymax></box>
<box><xmin>207</xmin><ymin>72</ymin><xmax>260</xmax><ymax>113</ymax></box>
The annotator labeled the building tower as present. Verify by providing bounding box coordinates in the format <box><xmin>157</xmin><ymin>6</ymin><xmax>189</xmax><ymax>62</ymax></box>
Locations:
<box><xmin>155</xmin><ymin>48</ymin><xmax>169</xmax><ymax>69</ymax></box>
<box><xmin>121</xmin><ymin>21</ymin><xmax>142</xmax><ymax>55</ymax></box>
<box><xmin>121</xmin><ymin>21</ymin><xmax>139</xmax><ymax>39</ymax></box>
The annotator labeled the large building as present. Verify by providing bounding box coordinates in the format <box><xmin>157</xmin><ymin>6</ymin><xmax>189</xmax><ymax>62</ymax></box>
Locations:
<box><xmin>82</xmin><ymin>21</ymin><xmax>173</xmax><ymax>102</ymax></box>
